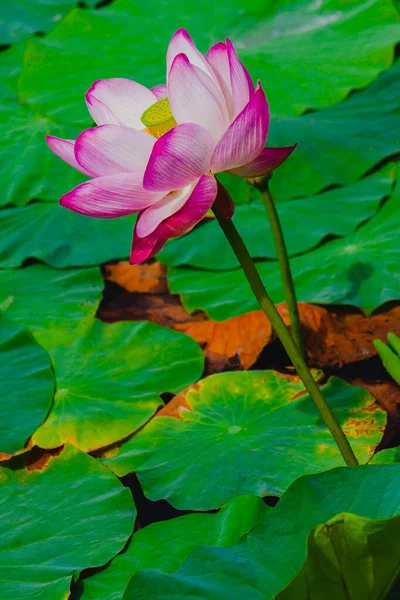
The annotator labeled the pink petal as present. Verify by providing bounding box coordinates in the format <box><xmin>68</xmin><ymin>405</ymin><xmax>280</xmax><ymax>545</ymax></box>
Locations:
<box><xmin>130</xmin><ymin>223</ymin><xmax>167</xmax><ymax>264</ymax></box>
<box><xmin>167</xmin><ymin>28</ymin><xmax>217</xmax><ymax>84</ymax></box>
<box><xmin>158</xmin><ymin>174</ymin><xmax>218</xmax><ymax>238</ymax></box>
<box><xmin>151</xmin><ymin>84</ymin><xmax>168</xmax><ymax>99</ymax></box>
<box><xmin>143</xmin><ymin>123</ymin><xmax>214</xmax><ymax>192</ymax></box>
<box><xmin>60</xmin><ymin>173</ymin><xmax>163</xmax><ymax>218</ymax></box>
<box><xmin>210</xmin><ymin>83</ymin><xmax>269</xmax><ymax>174</ymax></box>
<box><xmin>74</xmin><ymin>125</ymin><xmax>155</xmax><ymax>177</ymax></box>
<box><xmin>85</xmin><ymin>78</ymin><xmax>157</xmax><ymax>129</ymax></box>
<box><xmin>46</xmin><ymin>136</ymin><xmax>92</xmax><ymax>177</ymax></box>
<box><xmin>168</xmin><ymin>54</ymin><xmax>230</xmax><ymax>143</ymax></box>
<box><xmin>227</xmin><ymin>145</ymin><xmax>297</xmax><ymax>178</ymax></box>
<box><xmin>226</xmin><ymin>39</ymin><xmax>255</xmax><ymax>117</ymax></box>
<box><xmin>130</xmin><ymin>175</ymin><xmax>218</xmax><ymax>264</ymax></box>
<box><xmin>206</xmin><ymin>42</ymin><xmax>234</xmax><ymax>118</ymax></box>
<box><xmin>136</xmin><ymin>183</ymin><xmax>196</xmax><ymax>238</ymax></box>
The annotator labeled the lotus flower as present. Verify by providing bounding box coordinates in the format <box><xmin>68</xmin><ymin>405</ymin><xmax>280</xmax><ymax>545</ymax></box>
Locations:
<box><xmin>46</xmin><ymin>29</ymin><xmax>295</xmax><ymax>263</ymax></box>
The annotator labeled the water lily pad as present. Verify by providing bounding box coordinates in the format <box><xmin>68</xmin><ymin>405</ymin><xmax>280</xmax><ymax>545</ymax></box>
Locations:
<box><xmin>269</xmin><ymin>61</ymin><xmax>400</xmax><ymax>201</ymax></box>
<box><xmin>33</xmin><ymin>319</ymin><xmax>204</xmax><ymax>452</ymax></box>
<box><xmin>370</xmin><ymin>447</ymin><xmax>400</xmax><ymax>464</ymax></box>
<box><xmin>74</xmin><ymin>495</ymin><xmax>268</xmax><ymax>600</ymax></box>
<box><xmin>20</xmin><ymin>0</ymin><xmax>400</xmax><ymax>122</ymax></box>
<box><xmin>159</xmin><ymin>167</ymin><xmax>395</xmax><ymax>269</ymax></box>
<box><xmin>8</xmin><ymin>0</ymin><xmax>399</xmax><ymax>205</ymax></box>
<box><xmin>0</xmin><ymin>201</ymin><xmax>134</xmax><ymax>268</ymax></box>
<box><xmin>277</xmin><ymin>512</ymin><xmax>400</xmax><ymax>600</ymax></box>
<box><xmin>0</xmin><ymin>0</ymin><xmax>97</xmax><ymax>43</ymax></box>
<box><xmin>0</xmin><ymin>264</ymin><xmax>103</xmax><ymax>349</ymax></box>
<box><xmin>126</xmin><ymin>464</ymin><xmax>400</xmax><ymax>599</ymax></box>
<box><xmin>0</xmin><ymin>104</ymin><xmax>85</xmax><ymax>207</ymax></box>
<box><xmin>103</xmin><ymin>372</ymin><xmax>385</xmax><ymax>510</ymax></box>
<box><xmin>0</xmin><ymin>444</ymin><xmax>136</xmax><ymax>600</ymax></box>
<box><xmin>0</xmin><ymin>314</ymin><xmax>54</xmax><ymax>456</ymax></box>
<box><xmin>168</xmin><ymin>170</ymin><xmax>400</xmax><ymax>318</ymax></box>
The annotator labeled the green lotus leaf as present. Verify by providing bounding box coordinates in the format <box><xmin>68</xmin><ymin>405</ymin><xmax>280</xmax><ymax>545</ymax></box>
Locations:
<box><xmin>0</xmin><ymin>202</ymin><xmax>134</xmax><ymax>268</ymax></box>
<box><xmin>268</xmin><ymin>61</ymin><xmax>400</xmax><ymax>201</ymax></box>
<box><xmin>7</xmin><ymin>0</ymin><xmax>398</xmax><ymax>205</ymax></box>
<box><xmin>125</xmin><ymin>464</ymin><xmax>400</xmax><ymax>599</ymax></box>
<box><xmin>19</xmin><ymin>0</ymin><xmax>400</xmax><ymax>122</ymax></box>
<box><xmin>0</xmin><ymin>104</ymin><xmax>85</xmax><ymax>207</ymax></box>
<box><xmin>0</xmin><ymin>314</ymin><xmax>54</xmax><ymax>456</ymax></box>
<box><xmin>370</xmin><ymin>447</ymin><xmax>400</xmax><ymax>464</ymax></box>
<box><xmin>33</xmin><ymin>319</ymin><xmax>204</xmax><ymax>452</ymax></box>
<box><xmin>0</xmin><ymin>45</ymin><xmax>24</xmax><ymax>102</ymax></box>
<box><xmin>277</xmin><ymin>512</ymin><xmax>400</xmax><ymax>600</ymax></box>
<box><xmin>102</xmin><ymin>371</ymin><xmax>385</xmax><ymax>510</ymax></box>
<box><xmin>0</xmin><ymin>264</ymin><xmax>103</xmax><ymax>350</ymax></box>
<box><xmin>159</xmin><ymin>167</ymin><xmax>395</xmax><ymax>269</ymax></box>
<box><xmin>0</xmin><ymin>445</ymin><xmax>136</xmax><ymax>600</ymax></box>
<box><xmin>168</xmin><ymin>169</ymin><xmax>400</xmax><ymax>318</ymax></box>
<box><xmin>0</xmin><ymin>0</ymin><xmax>97</xmax><ymax>43</ymax></box>
<box><xmin>74</xmin><ymin>495</ymin><xmax>268</xmax><ymax>600</ymax></box>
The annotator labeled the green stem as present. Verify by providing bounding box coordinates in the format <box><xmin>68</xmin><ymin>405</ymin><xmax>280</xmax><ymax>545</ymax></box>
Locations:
<box><xmin>213</xmin><ymin>208</ymin><xmax>358</xmax><ymax>467</ymax></box>
<box><xmin>261</xmin><ymin>185</ymin><xmax>305</xmax><ymax>358</ymax></box>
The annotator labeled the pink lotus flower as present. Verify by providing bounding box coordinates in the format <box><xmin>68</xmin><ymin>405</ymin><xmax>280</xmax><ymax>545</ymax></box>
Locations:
<box><xmin>46</xmin><ymin>29</ymin><xmax>295</xmax><ymax>264</ymax></box>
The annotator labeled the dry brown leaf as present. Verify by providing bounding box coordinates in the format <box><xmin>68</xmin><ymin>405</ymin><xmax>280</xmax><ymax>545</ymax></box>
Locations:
<box><xmin>103</xmin><ymin>261</ymin><xmax>169</xmax><ymax>294</ymax></box>
<box><xmin>99</xmin><ymin>261</ymin><xmax>400</xmax><ymax>375</ymax></box>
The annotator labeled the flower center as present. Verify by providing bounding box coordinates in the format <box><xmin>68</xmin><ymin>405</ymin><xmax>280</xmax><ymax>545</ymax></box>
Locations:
<box><xmin>141</xmin><ymin>97</ymin><xmax>177</xmax><ymax>138</ymax></box>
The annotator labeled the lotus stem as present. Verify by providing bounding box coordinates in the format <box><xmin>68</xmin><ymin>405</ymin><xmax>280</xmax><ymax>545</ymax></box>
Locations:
<box><xmin>213</xmin><ymin>207</ymin><xmax>358</xmax><ymax>467</ymax></box>
<box><xmin>260</xmin><ymin>185</ymin><xmax>305</xmax><ymax>358</ymax></box>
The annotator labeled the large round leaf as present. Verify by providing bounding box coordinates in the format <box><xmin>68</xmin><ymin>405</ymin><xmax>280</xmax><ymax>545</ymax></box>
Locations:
<box><xmin>0</xmin><ymin>104</ymin><xmax>85</xmax><ymax>206</ymax></box>
<box><xmin>74</xmin><ymin>495</ymin><xmax>268</xmax><ymax>600</ymax></box>
<box><xmin>159</xmin><ymin>167</ymin><xmax>395</xmax><ymax>269</ymax></box>
<box><xmin>0</xmin><ymin>0</ymin><xmax>97</xmax><ymax>43</ymax></box>
<box><xmin>0</xmin><ymin>314</ymin><xmax>54</xmax><ymax>456</ymax></box>
<box><xmin>269</xmin><ymin>61</ymin><xmax>400</xmax><ymax>200</ymax></box>
<box><xmin>126</xmin><ymin>464</ymin><xmax>400</xmax><ymax>599</ymax></box>
<box><xmin>33</xmin><ymin>320</ymin><xmax>204</xmax><ymax>452</ymax></box>
<box><xmin>276</xmin><ymin>512</ymin><xmax>400</xmax><ymax>600</ymax></box>
<box><xmin>371</xmin><ymin>447</ymin><xmax>400</xmax><ymax>464</ymax></box>
<box><xmin>0</xmin><ymin>444</ymin><xmax>136</xmax><ymax>600</ymax></box>
<box><xmin>20</xmin><ymin>0</ymin><xmax>400</xmax><ymax>122</ymax></box>
<box><xmin>9</xmin><ymin>0</ymin><xmax>399</xmax><ymax>205</ymax></box>
<box><xmin>168</xmin><ymin>170</ymin><xmax>400</xmax><ymax>318</ymax></box>
<box><xmin>0</xmin><ymin>264</ymin><xmax>103</xmax><ymax>349</ymax></box>
<box><xmin>102</xmin><ymin>372</ymin><xmax>385</xmax><ymax>510</ymax></box>
<box><xmin>0</xmin><ymin>202</ymin><xmax>134</xmax><ymax>268</ymax></box>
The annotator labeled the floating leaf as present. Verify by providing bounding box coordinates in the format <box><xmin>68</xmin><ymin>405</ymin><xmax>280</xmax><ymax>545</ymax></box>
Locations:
<box><xmin>269</xmin><ymin>62</ymin><xmax>400</xmax><ymax>200</ymax></box>
<box><xmin>0</xmin><ymin>202</ymin><xmax>134</xmax><ymax>268</ymax></box>
<box><xmin>103</xmin><ymin>372</ymin><xmax>385</xmax><ymax>510</ymax></box>
<box><xmin>10</xmin><ymin>0</ymin><xmax>399</xmax><ymax>204</ymax></box>
<box><xmin>0</xmin><ymin>445</ymin><xmax>136</xmax><ymax>600</ymax></box>
<box><xmin>0</xmin><ymin>0</ymin><xmax>97</xmax><ymax>43</ymax></box>
<box><xmin>169</xmin><ymin>171</ymin><xmax>400</xmax><ymax>318</ymax></box>
<box><xmin>0</xmin><ymin>314</ymin><xmax>54</xmax><ymax>456</ymax></box>
<box><xmin>20</xmin><ymin>0</ymin><xmax>400</xmax><ymax>122</ymax></box>
<box><xmin>277</xmin><ymin>512</ymin><xmax>400</xmax><ymax>600</ymax></box>
<box><xmin>127</xmin><ymin>464</ymin><xmax>400</xmax><ymax>599</ymax></box>
<box><xmin>0</xmin><ymin>105</ymin><xmax>85</xmax><ymax>207</ymax></box>
<box><xmin>0</xmin><ymin>265</ymin><xmax>103</xmax><ymax>349</ymax></box>
<box><xmin>159</xmin><ymin>168</ymin><xmax>395</xmax><ymax>269</ymax></box>
<box><xmin>75</xmin><ymin>495</ymin><xmax>267</xmax><ymax>600</ymax></box>
<box><xmin>371</xmin><ymin>447</ymin><xmax>400</xmax><ymax>464</ymax></box>
<box><xmin>33</xmin><ymin>320</ymin><xmax>204</xmax><ymax>452</ymax></box>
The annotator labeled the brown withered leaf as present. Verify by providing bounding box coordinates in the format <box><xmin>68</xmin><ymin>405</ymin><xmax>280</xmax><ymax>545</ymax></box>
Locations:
<box><xmin>103</xmin><ymin>261</ymin><xmax>169</xmax><ymax>294</ymax></box>
<box><xmin>279</xmin><ymin>303</ymin><xmax>400</xmax><ymax>369</ymax></box>
<box><xmin>100</xmin><ymin>261</ymin><xmax>400</xmax><ymax>375</ymax></box>
<box><xmin>100</xmin><ymin>261</ymin><xmax>273</xmax><ymax>373</ymax></box>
